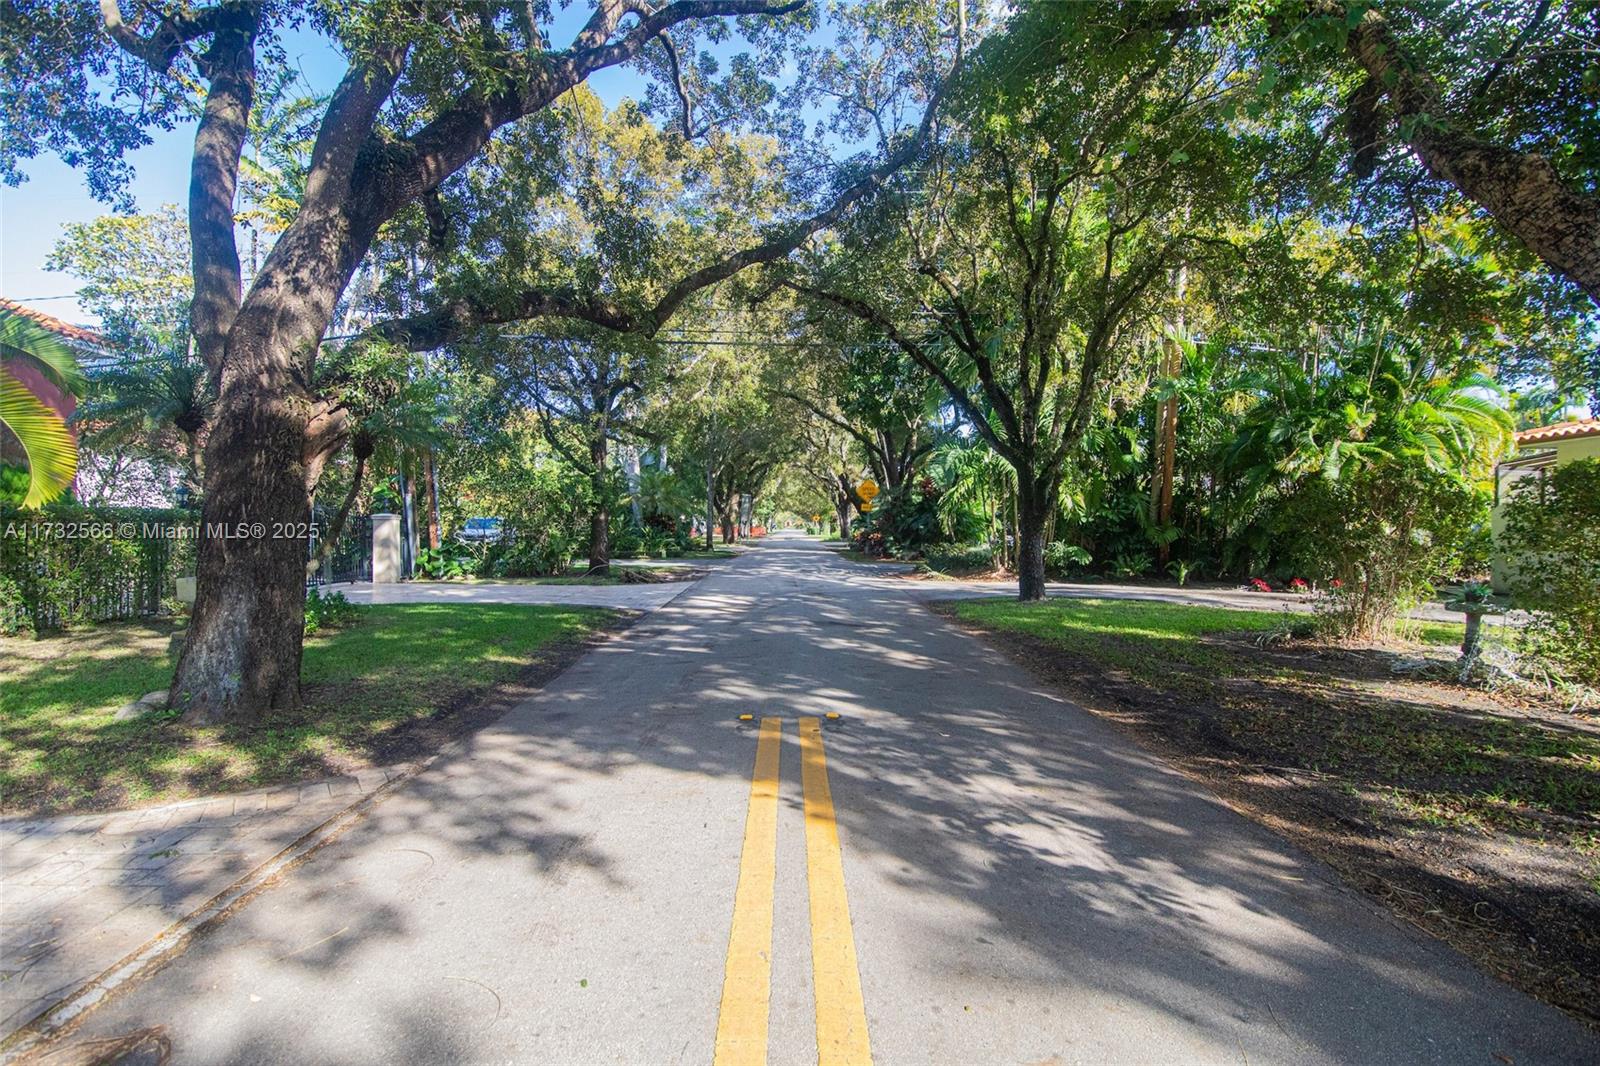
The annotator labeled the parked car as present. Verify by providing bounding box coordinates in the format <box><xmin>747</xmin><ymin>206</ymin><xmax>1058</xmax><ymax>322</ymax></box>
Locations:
<box><xmin>457</xmin><ymin>517</ymin><xmax>505</xmax><ymax>544</ymax></box>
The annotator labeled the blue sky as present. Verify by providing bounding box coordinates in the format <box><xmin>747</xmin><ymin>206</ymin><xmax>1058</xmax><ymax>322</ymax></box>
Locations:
<box><xmin>0</xmin><ymin>9</ymin><xmax>669</xmax><ymax>327</ymax></box>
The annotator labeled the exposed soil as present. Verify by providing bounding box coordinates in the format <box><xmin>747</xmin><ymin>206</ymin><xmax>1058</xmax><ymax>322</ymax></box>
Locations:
<box><xmin>930</xmin><ymin>601</ymin><xmax>1600</xmax><ymax>1029</ymax></box>
<box><xmin>617</xmin><ymin>565</ymin><xmax>708</xmax><ymax>583</ymax></box>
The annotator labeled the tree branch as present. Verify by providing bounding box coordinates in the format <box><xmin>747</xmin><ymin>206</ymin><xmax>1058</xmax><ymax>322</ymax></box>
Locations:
<box><xmin>781</xmin><ymin>281</ymin><xmax>1017</xmax><ymax>463</ymax></box>
<box><xmin>370</xmin><ymin>77</ymin><xmax>944</xmax><ymax>350</ymax></box>
<box><xmin>1337</xmin><ymin>1</ymin><xmax>1600</xmax><ymax>303</ymax></box>
<box><xmin>186</xmin><ymin>3</ymin><xmax>259</xmax><ymax>373</ymax></box>
<box><xmin>100</xmin><ymin>0</ymin><xmax>226</xmax><ymax>71</ymax></box>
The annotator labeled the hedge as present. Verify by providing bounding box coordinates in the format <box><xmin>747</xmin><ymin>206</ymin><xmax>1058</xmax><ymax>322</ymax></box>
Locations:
<box><xmin>0</xmin><ymin>505</ymin><xmax>198</xmax><ymax>634</ymax></box>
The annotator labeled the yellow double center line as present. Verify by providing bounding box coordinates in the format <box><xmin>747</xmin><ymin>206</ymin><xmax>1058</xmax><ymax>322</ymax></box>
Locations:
<box><xmin>714</xmin><ymin>718</ymin><xmax>872</xmax><ymax>1066</ymax></box>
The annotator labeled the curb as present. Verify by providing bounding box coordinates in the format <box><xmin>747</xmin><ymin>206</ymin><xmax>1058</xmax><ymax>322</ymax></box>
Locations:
<box><xmin>0</xmin><ymin>763</ymin><xmax>424</xmax><ymax>1062</ymax></box>
<box><xmin>0</xmin><ymin>597</ymin><xmax>663</xmax><ymax>1060</ymax></box>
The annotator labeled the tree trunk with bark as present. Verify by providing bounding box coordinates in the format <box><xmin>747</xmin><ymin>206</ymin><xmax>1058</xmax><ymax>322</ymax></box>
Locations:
<box><xmin>423</xmin><ymin>451</ymin><xmax>440</xmax><ymax>550</ymax></box>
<box><xmin>588</xmin><ymin>432</ymin><xmax>609</xmax><ymax>575</ymax></box>
<box><xmin>1342</xmin><ymin>3</ymin><xmax>1600</xmax><ymax>304</ymax></box>
<box><xmin>307</xmin><ymin>432</ymin><xmax>372</xmax><ymax>578</ymax></box>
<box><xmin>1016</xmin><ymin>476</ymin><xmax>1049</xmax><ymax>602</ymax></box>
<box><xmin>705</xmin><ymin>461</ymin><xmax>716</xmax><ymax>551</ymax></box>
<box><xmin>172</xmin><ymin>328</ymin><xmax>318</xmax><ymax>722</ymax></box>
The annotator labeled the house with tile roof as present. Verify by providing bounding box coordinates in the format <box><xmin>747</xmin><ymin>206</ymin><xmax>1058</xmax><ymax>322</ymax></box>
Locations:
<box><xmin>1491</xmin><ymin>418</ymin><xmax>1600</xmax><ymax>592</ymax></box>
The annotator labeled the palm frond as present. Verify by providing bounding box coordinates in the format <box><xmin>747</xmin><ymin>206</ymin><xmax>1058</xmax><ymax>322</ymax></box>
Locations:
<box><xmin>1</xmin><ymin>365</ymin><xmax>78</xmax><ymax>507</ymax></box>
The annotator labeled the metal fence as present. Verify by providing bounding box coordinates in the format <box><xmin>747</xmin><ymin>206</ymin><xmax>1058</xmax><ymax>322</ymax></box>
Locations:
<box><xmin>308</xmin><ymin>512</ymin><xmax>372</xmax><ymax>586</ymax></box>
<box><xmin>0</xmin><ymin>506</ymin><xmax>198</xmax><ymax>633</ymax></box>
<box><xmin>2</xmin><ymin>504</ymin><xmax>378</xmax><ymax>632</ymax></box>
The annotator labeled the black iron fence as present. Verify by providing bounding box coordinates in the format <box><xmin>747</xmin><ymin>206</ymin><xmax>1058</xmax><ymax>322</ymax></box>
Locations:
<box><xmin>0</xmin><ymin>506</ymin><xmax>198</xmax><ymax>634</ymax></box>
<box><xmin>2</xmin><ymin>504</ymin><xmax>379</xmax><ymax>633</ymax></box>
<box><xmin>308</xmin><ymin>512</ymin><xmax>372</xmax><ymax>586</ymax></box>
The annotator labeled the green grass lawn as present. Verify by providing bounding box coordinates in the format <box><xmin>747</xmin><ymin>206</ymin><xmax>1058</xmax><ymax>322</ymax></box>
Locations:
<box><xmin>945</xmin><ymin>597</ymin><xmax>1595</xmax><ymax>829</ymax></box>
<box><xmin>951</xmin><ymin>597</ymin><xmax>1467</xmax><ymax>661</ymax></box>
<box><xmin>0</xmin><ymin>603</ymin><xmax>613</xmax><ymax>814</ymax></box>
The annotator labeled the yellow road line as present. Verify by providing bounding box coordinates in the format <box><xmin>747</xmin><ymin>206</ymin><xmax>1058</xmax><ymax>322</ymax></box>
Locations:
<box><xmin>799</xmin><ymin>716</ymin><xmax>873</xmax><ymax>1066</ymax></box>
<box><xmin>714</xmin><ymin>718</ymin><xmax>783</xmax><ymax>1066</ymax></box>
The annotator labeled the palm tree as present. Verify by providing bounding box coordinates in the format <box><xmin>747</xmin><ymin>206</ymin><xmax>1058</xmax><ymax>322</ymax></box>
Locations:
<box><xmin>1226</xmin><ymin>329</ymin><xmax>1511</xmax><ymax>485</ymax></box>
<box><xmin>76</xmin><ymin>347</ymin><xmax>214</xmax><ymax>497</ymax></box>
<box><xmin>0</xmin><ymin>309</ymin><xmax>87</xmax><ymax>507</ymax></box>
<box><xmin>931</xmin><ymin>440</ymin><xmax>1014</xmax><ymax>565</ymax></box>
<box><xmin>307</xmin><ymin>346</ymin><xmax>451</xmax><ymax>576</ymax></box>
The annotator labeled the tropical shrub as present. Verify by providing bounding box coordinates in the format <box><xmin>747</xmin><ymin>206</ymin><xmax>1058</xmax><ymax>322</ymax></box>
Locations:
<box><xmin>863</xmin><ymin>477</ymin><xmax>945</xmax><ymax>556</ymax></box>
<box><xmin>415</xmin><ymin>541</ymin><xmax>477</xmax><ymax>579</ymax></box>
<box><xmin>1044</xmin><ymin>541</ymin><xmax>1091</xmax><ymax>575</ymax></box>
<box><xmin>1287</xmin><ymin>464</ymin><xmax>1484</xmax><ymax>639</ymax></box>
<box><xmin>1111</xmin><ymin>549</ymin><xmax>1155</xmax><ymax>578</ymax></box>
<box><xmin>481</xmin><ymin>529</ymin><xmax>574</xmax><ymax>577</ymax></box>
<box><xmin>924</xmin><ymin>545</ymin><xmax>998</xmax><ymax>574</ymax></box>
<box><xmin>303</xmin><ymin>588</ymin><xmax>358</xmax><ymax>634</ymax></box>
<box><xmin>1499</xmin><ymin>459</ymin><xmax>1600</xmax><ymax>686</ymax></box>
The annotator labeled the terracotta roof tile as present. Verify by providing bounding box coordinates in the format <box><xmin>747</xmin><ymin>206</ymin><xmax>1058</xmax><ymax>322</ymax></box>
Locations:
<box><xmin>0</xmin><ymin>297</ymin><xmax>107</xmax><ymax>347</ymax></box>
<box><xmin>1514</xmin><ymin>419</ymin><xmax>1600</xmax><ymax>446</ymax></box>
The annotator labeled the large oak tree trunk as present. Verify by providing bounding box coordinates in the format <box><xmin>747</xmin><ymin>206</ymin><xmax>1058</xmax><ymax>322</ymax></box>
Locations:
<box><xmin>171</xmin><ymin>331</ymin><xmax>315</xmax><ymax>723</ymax></box>
<box><xmin>1016</xmin><ymin>476</ymin><xmax>1050</xmax><ymax>602</ymax></box>
<box><xmin>588</xmin><ymin>433</ymin><xmax>610</xmax><ymax>575</ymax></box>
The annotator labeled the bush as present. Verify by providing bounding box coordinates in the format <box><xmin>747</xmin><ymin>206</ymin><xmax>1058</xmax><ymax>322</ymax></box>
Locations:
<box><xmin>481</xmin><ymin>528</ymin><xmax>574</xmax><ymax>577</ymax></box>
<box><xmin>923</xmin><ymin>545</ymin><xmax>997</xmax><ymax>574</ymax></box>
<box><xmin>1499</xmin><ymin>458</ymin><xmax>1600</xmax><ymax>686</ymax></box>
<box><xmin>1282</xmin><ymin>464</ymin><xmax>1483</xmax><ymax>640</ymax></box>
<box><xmin>641</xmin><ymin>526</ymin><xmax>674</xmax><ymax>559</ymax></box>
<box><xmin>1044</xmin><ymin>542</ymin><xmax>1091</xmax><ymax>575</ymax></box>
<box><xmin>415</xmin><ymin>541</ymin><xmax>478</xmax><ymax>579</ymax></box>
<box><xmin>1</xmin><ymin>505</ymin><xmax>198</xmax><ymax>633</ymax></box>
<box><xmin>304</xmin><ymin>588</ymin><xmax>358</xmax><ymax>634</ymax></box>
<box><xmin>860</xmin><ymin>477</ymin><xmax>945</xmax><ymax>556</ymax></box>
<box><xmin>1110</xmin><ymin>549</ymin><xmax>1155</xmax><ymax>578</ymax></box>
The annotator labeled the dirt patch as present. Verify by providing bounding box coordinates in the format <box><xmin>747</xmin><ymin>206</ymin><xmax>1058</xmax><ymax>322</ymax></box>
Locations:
<box><xmin>930</xmin><ymin>601</ymin><xmax>1600</xmax><ymax>1028</ymax></box>
<box><xmin>618</xmin><ymin>566</ymin><xmax>707</xmax><ymax>583</ymax></box>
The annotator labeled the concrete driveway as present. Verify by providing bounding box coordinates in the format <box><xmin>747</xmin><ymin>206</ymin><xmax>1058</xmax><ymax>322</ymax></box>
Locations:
<box><xmin>27</xmin><ymin>534</ymin><xmax>1594</xmax><ymax>1064</ymax></box>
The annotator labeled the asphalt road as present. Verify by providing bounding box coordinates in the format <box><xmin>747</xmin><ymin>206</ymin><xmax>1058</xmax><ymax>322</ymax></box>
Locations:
<box><xmin>40</xmin><ymin>534</ymin><xmax>1597</xmax><ymax>1064</ymax></box>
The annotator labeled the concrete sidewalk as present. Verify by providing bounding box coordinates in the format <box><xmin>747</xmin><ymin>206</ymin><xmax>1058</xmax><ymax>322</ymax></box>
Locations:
<box><xmin>0</xmin><ymin>768</ymin><xmax>400</xmax><ymax>1039</ymax></box>
<box><xmin>325</xmin><ymin>578</ymin><xmax>693</xmax><ymax>611</ymax></box>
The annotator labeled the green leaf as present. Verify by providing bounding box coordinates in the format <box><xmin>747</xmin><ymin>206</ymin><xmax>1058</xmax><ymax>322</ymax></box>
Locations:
<box><xmin>0</xmin><ymin>364</ymin><xmax>78</xmax><ymax>507</ymax></box>
<box><xmin>0</xmin><ymin>309</ymin><xmax>88</xmax><ymax>398</ymax></box>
